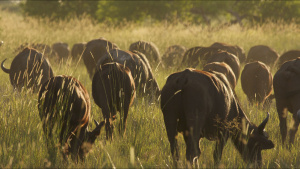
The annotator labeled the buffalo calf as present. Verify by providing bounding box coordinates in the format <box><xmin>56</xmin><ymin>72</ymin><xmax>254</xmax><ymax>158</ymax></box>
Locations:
<box><xmin>92</xmin><ymin>62</ymin><xmax>136</xmax><ymax>140</ymax></box>
<box><xmin>38</xmin><ymin>75</ymin><xmax>105</xmax><ymax>162</ymax></box>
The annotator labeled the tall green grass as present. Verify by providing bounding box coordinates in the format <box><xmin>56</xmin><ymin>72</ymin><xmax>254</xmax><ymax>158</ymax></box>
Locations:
<box><xmin>0</xmin><ymin>10</ymin><xmax>300</xmax><ymax>168</ymax></box>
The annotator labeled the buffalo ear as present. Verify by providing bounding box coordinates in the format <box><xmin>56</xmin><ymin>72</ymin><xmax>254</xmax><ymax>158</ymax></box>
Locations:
<box><xmin>258</xmin><ymin>112</ymin><xmax>269</xmax><ymax>134</ymax></box>
<box><xmin>87</xmin><ymin>120</ymin><xmax>105</xmax><ymax>144</ymax></box>
<box><xmin>92</xmin><ymin>120</ymin><xmax>105</xmax><ymax>136</ymax></box>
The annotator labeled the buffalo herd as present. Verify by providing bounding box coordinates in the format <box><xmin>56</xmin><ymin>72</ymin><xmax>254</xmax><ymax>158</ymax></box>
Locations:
<box><xmin>2</xmin><ymin>39</ymin><xmax>300</xmax><ymax>167</ymax></box>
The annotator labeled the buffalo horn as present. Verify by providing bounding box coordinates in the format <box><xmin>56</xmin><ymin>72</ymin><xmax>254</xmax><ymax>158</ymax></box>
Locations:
<box><xmin>94</xmin><ymin>119</ymin><xmax>99</xmax><ymax>126</ymax></box>
<box><xmin>1</xmin><ymin>59</ymin><xmax>10</xmax><ymax>74</ymax></box>
<box><xmin>258</xmin><ymin>112</ymin><xmax>269</xmax><ymax>133</ymax></box>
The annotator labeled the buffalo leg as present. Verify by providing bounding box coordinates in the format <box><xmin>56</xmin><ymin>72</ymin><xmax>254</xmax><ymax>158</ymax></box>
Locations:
<box><xmin>119</xmin><ymin>102</ymin><xmax>129</xmax><ymax>137</ymax></box>
<box><xmin>289</xmin><ymin>114</ymin><xmax>300</xmax><ymax>144</ymax></box>
<box><xmin>278</xmin><ymin>107</ymin><xmax>288</xmax><ymax>144</ymax></box>
<box><xmin>183</xmin><ymin>129</ymin><xmax>201</xmax><ymax>165</ymax></box>
<box><xmin>213</xmin><ymin>133</ymin><xmax>228</xmax><ymax>164</ymax></box>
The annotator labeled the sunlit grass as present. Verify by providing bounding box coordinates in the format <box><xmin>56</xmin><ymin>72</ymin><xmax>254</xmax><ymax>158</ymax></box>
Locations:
<box><xmin>0</xmin><ymin>9</ymin><xmax>300</xmax><ymax>168</ymax></box>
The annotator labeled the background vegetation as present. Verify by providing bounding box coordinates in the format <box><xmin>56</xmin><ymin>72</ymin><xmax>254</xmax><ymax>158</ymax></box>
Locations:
<box><xmin>0</xmin><ymin>1</ymin><xmax>300</xmax><ymax>168</ymax></box>
<box><xmin>1</xmin><ymin>0</ymin><xmax>299</xmax><ymax>25</ymax></box>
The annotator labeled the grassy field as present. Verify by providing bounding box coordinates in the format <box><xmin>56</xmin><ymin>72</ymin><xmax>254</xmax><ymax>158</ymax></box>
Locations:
<box><xmin>1</xmin><ymin>9</ymin><xmax>300</xmax><ymax>168</ymax></box>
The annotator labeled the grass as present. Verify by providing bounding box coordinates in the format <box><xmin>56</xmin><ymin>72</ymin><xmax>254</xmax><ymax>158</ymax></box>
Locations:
<box><xmin>0</xmin><ymin>9</ymin><xmax>300</xmax><ymax>168</ymax></box>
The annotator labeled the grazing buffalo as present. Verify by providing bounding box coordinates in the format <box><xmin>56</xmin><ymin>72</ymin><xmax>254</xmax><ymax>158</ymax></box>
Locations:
<box><xmin>206</xmin><ymin>51</ymin><xmax>241</xmax><ymax>81</ymax></box>
<box><xmin>52</xmin><ymin>42</ymin><xmax>70</xmax><ymax>60</ymax></box>
<box><xmin>276</xmin><ymin>50</ymin><xmax>300</xmax><ymax>69</ymax></box>
<box><xmin>38</xmin><ymin>75</ymin><xmax>105</xmax><ymax>162</ymax></box>
<box><xmin>71</xmin><ymin>42</ymin><xmax>86</xmax><ymax>59</ymax></box>
<box><xmin>181</xmin><ymin>46</ymin><xmax>221</xmax><ymax>67</ymax></box>
<box><xmin>161</xmin><ymin>69</ymin><xmax>274</xmax><ymax>167</ymax></box>
<box><xmin>241</xmin><ymin>61</ymin><xmax>273</xmax><ymax>106</ymax></box>
<box><xmin>82</xmin><ymin>38</ymin><xmax>119</xmax><ymax>78</ymax></box>
<box><xmin>273</xmin><ymin>57</ymin><xmax>300</xmax><ymax>145</ymax></box>
<box><xmin>129</xmin><ymin>40</ymin><xmax>162</xmax><ymax>66</ymax></box>
<box><xmin>97</xmin><ymin>49</ymin><xmax>160</xmax><ymax>100</ymax></box>
<box><xmin>203</xmin><ymin>62</ymin><xmax>236</xmax><ymax>89</ymax></box>
<box><xmin>1</xmin><ymin>47</ymin><xmax>54</xmax><ymax>92</ymax></box>
<box><xmin>246</xmin><ymin>45</ymin><xmax>279</xmax><ymax>68</ymax></box>
<box><xmin>162</xmin><ymin>45</ymin><xmax>186</xmax><ymax>67</ymax></box>
<box><xmin>15</xmin><ymin>43</ymin><xmax>53</xmax><ymax>57</ymax></box>
<box><xmin>210</xmin><ymin>42</ymin><xmax>246</xmax><ymax>63</ymax></box>
<box><xmin>92</xmin><ymin>62</ymin><xmax>135</xmax><ymax>140</ymax></box>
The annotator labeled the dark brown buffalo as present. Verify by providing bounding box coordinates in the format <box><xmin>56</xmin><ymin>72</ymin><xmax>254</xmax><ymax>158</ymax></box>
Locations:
<box><xmin>181</xmin><ymin>46</ymin><xmax>222</xmax><ymax>67</ymax></box>
<box><xmin>161</xmin><ymin>69</ymin><xmax>274</xmax><ymax>167</ymax></box>
<box><xmin>71</xmin><ymin>42</ymin><xmax>86</xmax><ymax>59</ymax></box>
<box><xmin>129</xmin><ymin>40</ymin><xmax>162</xmax><ymax>66</ymax></box>
<box><xmin>92</xmin><ymin>62</ymin><xmax>135</xmax><ymax>140</ymax></box>
<box><xmin>15</xmin><ymin>43</ymin><xmax>53</xmax><ymax>57</ymax></box>
<box><xmin>273</xmin><ymin>57</ymin><xmax>300</xmax><ymax>145</ymax></box>
<box><xmin>276</xmin><ymin>50</ymin><xmax>300</xmax><ymax>69</ymax></box>
<box><xmin>206</xmin><ymin>51</ymin><xmax>241</xmax><ymax>82</ymax></box>
<box><xmin>241</xmin><ymin>61</ymin><xmax>273</xmax><ymax>106</ymax></box>
<box><xmin>162</xmin><ymin>45</ymin><xmax>186</xmax><ymax>67</ymax></box>
<box><xmin>38</xmin><ymin>75</ymin><xmax>105</xmax><ymax>162</ymax></box>
<box><xmin>97</xmin><ymin>49</ymin><xmax>160</xmax><ymax>100</ymax></box>
<box><xmin>246</xmin><ymin>45</ymin><xmax>279</xmax><ymax>68</ymax></box>
<box><xmin>210</xmin><ymin>42</ymin><xmax>246</xmax><ymax>63</ymax></box>
<box><xmin>1</xmin><ymin>47</ymin><xmax>54</xmax><ymax>92</ymax></box>
<box><xmin>203</xmin><ymin>62</ymin><xmax>236</xmax><ymax>89</ymax></box>
<box><xmin>82</xmin><ymin>38</ymin><xmax>119</xmax><ymax>78</ymax></box>
<box><xmin>52</xmin><ymin>42</ymin><xmax>70</xmax><ymax>60</ymax></box>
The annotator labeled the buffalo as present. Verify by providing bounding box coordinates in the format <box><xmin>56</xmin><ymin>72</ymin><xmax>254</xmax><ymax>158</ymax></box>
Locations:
<box><xmin>1</xmin><ymin>47</ymin><xmax>54</xmax><ymax>92</ymax></box>
<box><xmin>38</xmin><ymin>75</ymin><xmax>105</xmax><ymax>162</ymax></box>
<box><xmin>241</xmin><ymin>61</ymin><xmax>273</xmax><ymax>107</ymax></box>
<box><xmin>273</xmin><ymin>57</ymin><xmax>300</xmax><ymax>145</ymax></box>
<box><xmin>276</xmin><ymin>50</ymin><xmax>300</xmax><ymax>69</ymax></box>
<box><xmin>206</xmin><ymin>51</ymin><xmax>241</xmax><ymax>81</ymax></box>
<box><xmin>162</xmin><ymin>45</ymin><xmax>186</xmax><ymax>67</ymax></box>
<box><xmin>97</xmin><ymin>49</ymin><xmax>160</xmax><ymax>100</ymax></box>
<box><xmin>82</xmin><ymin>38</ymin><xmax>119</xmax><ymax>78</ymax></box>
<box><xmin>52</xmin><ymin>42</ymin><xmax>70</xmax><ymax>60</ymax></box>
<box><xmin>92</xmin><ymin>62</ymin><xmax>135</xmax><ymax>140</ymax></box>
<box><xmin>246</xmin><ymin>45</ymin><xmax>279</xmax><ymax>68</ymax></box>
<box><xmin>129</xmin><ymin>40</ymin><xmax>162</xmax><ymax>67</ymax></box>
<box><xmin>203</xmin><ymin>62</ymin><xmax>236</xmax><ymax>89</ymax></box>
<box><xmin>71</xmin><ymin>42</ymin><xmax>86</xmax><ymax>59</ymax></box>
<box><xmin>161</xmin><ymin>68</ymin><xmax>274</xmax><ymax>167</ymax></box>
<box><xmin>181</xmin><ymin>46</ymin><xmax>222</xmax><ymax>67</ymax></box>
<box><xmin>210</xmin><ymin>42</ymin><xmax>246</xmax><ymax>63</ymax></box>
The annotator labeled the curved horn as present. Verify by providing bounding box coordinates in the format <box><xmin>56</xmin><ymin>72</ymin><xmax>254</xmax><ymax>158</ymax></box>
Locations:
<box><xmin>1</xmin><ymin>59</ymin><xmax>10</xmax><ymax>74</ymax></box>
<box><xmin>94</xmin><ymin>119</ymin><xmax>99</xmax><ymax>126</ymax></box>
<box><xmin>258</xmin><ymin>112</ymin><xmax>270</xmax><ymax>133</ymax></box>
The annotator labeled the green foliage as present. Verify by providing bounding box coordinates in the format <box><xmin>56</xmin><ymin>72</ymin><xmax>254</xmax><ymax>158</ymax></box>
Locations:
<box><xmin>96</xmin><ymin>1</ymin><xmax>191</xmax><ymax>23</ymax></box>
<box><xmin>20</xmin><ymin>0</ymin><xmax>300</xmax><ymax>24</ymax></box>
<box><xmin>21</xmin><ymin>0</ymin><xmax>98</xmax><ymax>20</ymax></box>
